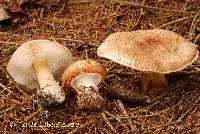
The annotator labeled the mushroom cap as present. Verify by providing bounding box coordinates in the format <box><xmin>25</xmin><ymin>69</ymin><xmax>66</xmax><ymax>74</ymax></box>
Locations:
<box><xmin>62</xmin><ymin>59</ymin><xmax>106</xmax><ymax>90</ymax></box>
<box><xmin>7</xmin><ymin>40</ymin><xmax>74</xmax><ymax>89</ymax></box>
<box><xmin>97</xmin><ymin>29</ymin><xmax>199</xmax><ymax>73</ymax></box>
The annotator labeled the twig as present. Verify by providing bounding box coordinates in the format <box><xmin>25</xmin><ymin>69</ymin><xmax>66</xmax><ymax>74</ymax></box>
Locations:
<box><xmin>129</xmin><ymin>107</ymin><xmax>172</xmax><ymax>119</ymax></box>
<box><xmin>105</xmin><ymin>111</ymin><xmax>129</xmax><ymax>129</ymax></box>
<box><xmin>105</xmin><ymin>111</ymin><xmax>123</xmax><ymax>123</ymax></box>
<box><xmin>102</xmin><ymin>5</ymin><xmax>121</xmax><ymax>40</ymax></box>
<box><xmin>117</xmin><ymin>100</ymin><xmax>138</xmax><ymax>133</ymax></box>
<box><xmin>49</xmin><ymin>37</ymin><xmax>99</xmax><ymax>47</ymax></box>
<box><xmin>150</xmin><ymin>83</ymin><xmax>178</xmax><ymax>104</ymax></box>
<box><xmin>183</xmin><ymin>2</ymin><xmax>200</xmax><ymax>12</ymax></box>
<box><xmin>172</xmin><ymin>19</ymin><xmax>190</xmax><ymax>32</ymax></box>
<box><xmin>141</xmin><ymin>121</ymin><xmax>182</xmax><ymax>131</ymax></box>
<box><xmin>56</xmin><ymin>0</ymin><xmax>69</xmax><ymax>17</ymax></box>
<box><xmin>176</xmin><ymin>107</ymin><xmax>193</xmax><ymax>123</ymax></box>
<box><xmin>157</xmin><ymin>15</ymin><xmax>197</xmax><ymax>29</ymax></box>
<box><xmin>188</xmin><ymin>9</ymin><xmax>200</xmax><ymax>41</ymax></box>
<box><xmin>20</xmin><ymin>109</ymin><xmax>41</xmax><ymax>124</ymax></box>
<box><xmin>102</xmin><ymin>112</ymin><xmax>117</xmax><ymax>133</ymax></box>
<box><xmin>131</xmin><ymin>0</ymin><xmax>146</xmax><ymax>30</ymax></box>
<box><xmin>52</xmin><ymin>37</ymin><xmax>85</xmax><ymax>43</ymax></box>
<box><xmin>69</xmin><ymin>0</ymin><xmax>196</xmax><ymax>14</ymax></box>
<box><xmin>0</xmin><ymin>41</ymin><xmax>17</xmax><ymax>45</ymax></box>
<box><xmin>176</xmin><ymin>95</ymin><xmax>200</xmax><ymax>122</ymax></box>
<box><xmin>0</xmin><ymin>105</ymin><xmax>14</xmax><ymax>114</ymax></box>
<box><xmin>173</xmin><ymin>71</ymin><xmax>200</xmax><ymax>75</ymax></box>
<box><xmin>182</xmin><ymin>0</ymin><xmax>190</xmax><ymax>10</ymax></box>
<box><xmin>169</xmin><ymin>108</ymin><xmax>175</xmax><ymax>122</ymax></box>
<box><xmin>39</xmin><ymin>8</ymin><xmax>45</xmax><ymax>18</ymax></box>
<box><xmin>113</xmin><ymin>0</ymin><xmax>196</xmax><ymax>14</ymax></box>
<box><xmin>0</xmin><ymin>82</ymin><xmax>7</xmax><ymax>90</ymax></box>
<box><xmin>108</xmin><ymin>70</ymin><xmax>136</xmax><ymax>76</ymax></box>
<box><xmin>194</xmin><ymin>34</ymin><xmax>200</xmax><ymax>43</ymax></box>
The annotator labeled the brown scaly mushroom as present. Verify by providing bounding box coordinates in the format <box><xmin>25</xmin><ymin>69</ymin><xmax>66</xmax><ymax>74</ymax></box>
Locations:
<box><xmin>7</xmin><ymin>40</ymin><xmax>74</xmax><ymax>106</ymax></box>
<box><xmin>97</xmin><ymin>29</ymin><xmax>199</xmax><ymax>97</ymax></box>
<box><xmin>62</xmin><ymin>59</ymin><xmax>106</xmax><ymax>110</ymax></box>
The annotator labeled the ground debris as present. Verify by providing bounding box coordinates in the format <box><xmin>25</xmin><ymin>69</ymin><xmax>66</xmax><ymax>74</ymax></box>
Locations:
<box><xmin>0</xmin><ymin>0</ymin><xmax>200</xmax><ymax>133</ymax></box>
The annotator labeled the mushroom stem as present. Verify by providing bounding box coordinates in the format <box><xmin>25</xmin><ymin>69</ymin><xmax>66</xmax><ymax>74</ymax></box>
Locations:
<box><xmin>71</xmin><ymin>73</ymin><xmax>104</xmax><ymax>110</ymax></box>
<box><xmin>141</xmin><ymin>72</ymin><xmax>167</xmax><ymax>95</ymax></box>
<box><xmin>33</xmin><ymin>57</ymin><xmax>65</xmax><ymax>105</ymax></box>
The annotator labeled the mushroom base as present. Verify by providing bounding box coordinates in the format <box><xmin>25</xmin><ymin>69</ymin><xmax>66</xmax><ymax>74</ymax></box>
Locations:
<box><xmin>141</xmin><ymin>72</ymin><xmax>167</xmax><ymax>95</ymax></box>
<box><xmin>37</xmin><ymin>89</ymin><xmax>63</xmax><ymax>107</ymax></box>
<box><xmin>77</xmin><ymin>86</ymin><xmax>105</xmax><ymax>110</ymax></box>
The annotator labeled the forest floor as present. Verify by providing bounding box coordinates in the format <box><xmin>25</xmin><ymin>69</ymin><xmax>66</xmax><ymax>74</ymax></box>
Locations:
<box><xmin>0</xmin><ymin>0</ymin><xmax>200</xmax><ymax>133</ymax></box>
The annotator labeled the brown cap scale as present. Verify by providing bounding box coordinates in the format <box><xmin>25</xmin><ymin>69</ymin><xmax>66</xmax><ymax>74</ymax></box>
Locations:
<box><xmin>62</xmin><ymin>59</ymin><xmax>106</xmax><ymax>110</ymax></box>
<box><xmin>7</xmin><ymin>40</ymin><xmax>74</xmax><ymax>106</ymax></box>
<box><xmin>97</xmin><ymin>29</ymin><xmax>199</xmax><ymax>96</ymax></box>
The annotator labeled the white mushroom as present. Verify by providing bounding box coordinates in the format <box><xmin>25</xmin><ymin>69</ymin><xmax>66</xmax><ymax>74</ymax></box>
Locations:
<box><xmin>97</xmin><ymin>29</ymin><xmax>199</xmax><ymax>96</ymax></box>
<box><xmin>62</xmin><ymin>59</ymin><xmax>106</xmax><ymax>110</ymax></box>
<box><xmin>7</xmin><ymin>40</ymin><xmax>74</xmax><ymax>106</ymax></box>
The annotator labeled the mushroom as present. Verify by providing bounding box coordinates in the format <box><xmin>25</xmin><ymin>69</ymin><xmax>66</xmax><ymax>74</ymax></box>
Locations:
<box><xmin>7</xmin><ymin>40</ymin><xmax>74</xmax><ymax>106</ymax></box>
<box><xmin>97</xmin><ymin>29</ymin><xmax>199</xmax><ymax>96</ymax></box>
<box><xmin>62</xmin><ymin>59</ymin><xmax>106</xmax><ymax>110</ymax></box>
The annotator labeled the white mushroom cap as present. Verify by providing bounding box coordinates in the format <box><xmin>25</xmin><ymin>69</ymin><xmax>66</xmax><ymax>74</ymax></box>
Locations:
<box><xmin>7</xmin><ymin>40</ymin><xmax>74</xmax><ymax>89</ymax></box>
<box><xmin>97</xmin><ymin>29</ymin><xmax>199</xmax><ymax>73</ymax></box>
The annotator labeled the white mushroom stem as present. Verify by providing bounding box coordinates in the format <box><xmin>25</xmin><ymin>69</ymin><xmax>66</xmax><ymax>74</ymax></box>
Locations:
<box><xmin>33</xmin><ymin>57</ymin><xmax>65</xmax><ymax>104</ymax></box>
<box><xmin>141</xmin><ymin>72</ymin><xmax>167</xmax><ymax>95</ymax></box>
<box><xmin>71</xmin><ymin>73</ymin><xmax>104</xmax><ymax>109</ymax></box>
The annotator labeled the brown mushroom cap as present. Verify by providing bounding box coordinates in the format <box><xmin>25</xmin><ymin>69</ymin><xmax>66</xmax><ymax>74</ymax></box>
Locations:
<box><xmin>62</xmin><ymin>59</ymin><xmax>106</xmax><ymax>90</ymax></box>
<box><xmin>97</xmin><ymin>29</ymin><xmax>199</xmax><ymax>73</ymax></box>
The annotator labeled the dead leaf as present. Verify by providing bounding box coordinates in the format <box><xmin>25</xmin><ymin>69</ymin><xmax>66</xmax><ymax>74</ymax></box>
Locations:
<box><xmin>0</xmin><ymin>4</ymin><xmax>10</xmax><ymax>21</ymax></box>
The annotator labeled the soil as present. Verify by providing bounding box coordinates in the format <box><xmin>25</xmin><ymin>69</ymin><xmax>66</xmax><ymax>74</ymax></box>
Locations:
<box><xmin>0</xmin><ymin>0</ymin><xmax>200</xmax><ymax>133</ymax></box>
